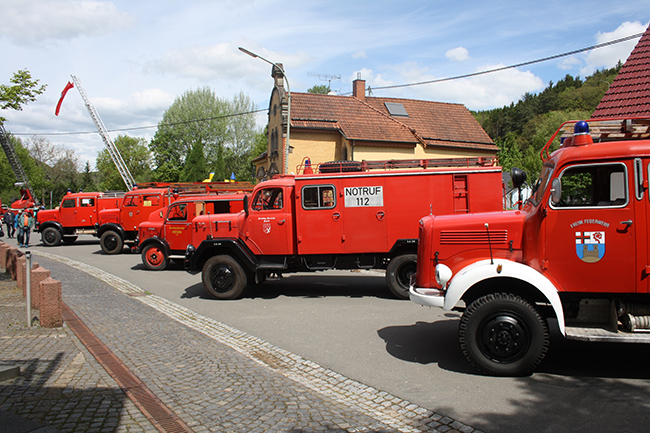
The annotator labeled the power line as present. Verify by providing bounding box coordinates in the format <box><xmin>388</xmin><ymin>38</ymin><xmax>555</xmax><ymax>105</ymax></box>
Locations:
<box><xmin>365</xmin><ymin>32</ymin><xmax>645</xmax><ymax>93</ymax></box>
<box><xmin>11</xmin><ymin>107</ymin><xmax>267</xmax><ymax>137</ymax></box>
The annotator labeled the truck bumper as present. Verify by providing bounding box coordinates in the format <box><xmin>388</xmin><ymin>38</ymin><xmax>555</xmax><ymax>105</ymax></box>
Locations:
<box><xmin>409</xmin><ymin>286</ymin><xmax>445</xmax><ymax>308</ymax></box>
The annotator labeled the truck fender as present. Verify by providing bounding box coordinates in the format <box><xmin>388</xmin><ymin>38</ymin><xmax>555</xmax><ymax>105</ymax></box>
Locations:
<box><xmin>38</xmin><ymin>221</ymin><xmax>63</xmax><ymax>234</ymax></box>
<box><xmin>191</xmin><ymin>238</ymin><xmax>259</xmax><ymax>272</ymax></box>
<box><xmin>96</xmin><ymin>223</ymin><xmax>126</xmax><ymax>240</ymax></box>
<box><xmin>443</xmin><ymin>259</ymin><xmax>566</xmax><ymax>336</ymax></box>
<box><xmin>139</xmin><ymin>237</ymin><xmax>170</xmax><ymax>256</ymax></box>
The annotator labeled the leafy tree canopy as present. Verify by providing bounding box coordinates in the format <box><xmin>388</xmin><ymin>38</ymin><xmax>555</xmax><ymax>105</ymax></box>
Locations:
<box><xmin>307</xmin><ymin>84</ymin><xmax>330</xmax><ymax>94</ymax></box>
<box><xmin>0</xmin><ymin>69</ymin><xmax>46</xmax><ymax>123</ymax></box>
<box><xmin>96</xmin><ymin>134</ymin><xmax>152</xmax><ymax>191</ymax></box>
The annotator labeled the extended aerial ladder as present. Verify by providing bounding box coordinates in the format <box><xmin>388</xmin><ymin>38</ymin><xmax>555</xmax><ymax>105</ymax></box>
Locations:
<box><xmin>70</xmin><ymin>75</ymin><xmax>136</xmax><ymax>191</ymax></box>
<box><xmin>0</xmin><ymin>123</ymin><xmax>37</xmax><ymax>207</ymax></box>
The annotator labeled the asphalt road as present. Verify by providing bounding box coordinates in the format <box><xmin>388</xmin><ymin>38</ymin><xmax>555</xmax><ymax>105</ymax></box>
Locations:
<box><xmin>15</xmin><ymin>234</ymin><xmax>650</xmax><ymax>433</ymax></box>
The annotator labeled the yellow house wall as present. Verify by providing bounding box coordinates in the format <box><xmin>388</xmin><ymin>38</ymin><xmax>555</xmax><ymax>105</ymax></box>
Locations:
<box><xmin>288</xmin><ymin>131</ymin><xmax>342</xmax><ymax>174</ymax></box>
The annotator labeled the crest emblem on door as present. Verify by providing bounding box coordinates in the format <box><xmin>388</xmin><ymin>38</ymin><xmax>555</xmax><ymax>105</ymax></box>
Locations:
<box><xmin>575</xmin><ymin>231</ymin><xmax>605</xmax><ymax>263</ymax></box>
<box><xmin>263</xmin><ymin>222</ymin><xmax>271</xmax><ymax>234</ymax></box>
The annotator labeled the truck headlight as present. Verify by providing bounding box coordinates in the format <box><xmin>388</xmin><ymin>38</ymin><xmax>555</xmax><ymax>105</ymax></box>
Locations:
<box><xmin>186</xmin><ymin>244</ymin><xmax>196</xmax><ymax>255</ymax></box>
<box><xmin>435</xmin><ymin>264</ymin><xmax>452</xmax><ymax>288</ymax></box>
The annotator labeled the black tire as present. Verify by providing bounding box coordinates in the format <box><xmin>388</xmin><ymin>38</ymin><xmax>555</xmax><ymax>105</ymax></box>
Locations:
<box><xmin>386</xmin><ymin>254</ymin><xmax>417</xmax><ymax>299</ymax></box>
<box><xmin>459</xmin><ymin>293</ymin><xmax>549</xmax><ymax>376</ymax></box>
<box><xmin>62</xmin><ymin>236</ymin><xmax>78</xmax><ymax>245</ymax></box>
<box><xmin>141</xmin><ymin>244</ymin><xmax>168</xmax><ymax>271</ymax></box>
<box><xmin>100</xmin><ymin>230</ymin><xmax>124</xmax><ymax>255</ymax></box>
<box><xmin>202</xmin><ymin>255</ymin><xmax>247</xmax><ymax>300</ymax></box>
<box><xmin>41</xmin><ymin>227</ymin><xmax>62</xmax><ymax>247</ymax></box>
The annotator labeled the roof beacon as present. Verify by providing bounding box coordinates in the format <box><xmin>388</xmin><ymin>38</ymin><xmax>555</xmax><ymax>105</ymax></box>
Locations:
<box><xmin>572</xmin><ymin>120</ymin><xmax>593</xmax><ymax>146</ymax></box>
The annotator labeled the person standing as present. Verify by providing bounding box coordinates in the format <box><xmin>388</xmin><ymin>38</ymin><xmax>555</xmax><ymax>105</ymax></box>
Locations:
<box><xmin>3</xmin><ymin>210</ymin><xmax>14</xmax><ymax>238</ymax></box>
<box><xmin>20</xmin><ymin>210</ymin><xmax>34</xmax><ymax>247</ymax></box>
<box><xmin>15</xmin><ymin>210</ymin><xmax>24</xmax><ymax>246</ymax></box>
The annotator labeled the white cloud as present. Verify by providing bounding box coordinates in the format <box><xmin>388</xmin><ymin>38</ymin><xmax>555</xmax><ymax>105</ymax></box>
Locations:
<box><xmin>0</xmin><ymin>0</ymin><xmax>136</xmax><ymax>45</ymax></box>
<box><xmin>352</xmin><ymin>50</ymin><xmax>367</xmax><ymax>59</ymax></box>
<box><xmin>581</xmin><ymin>21</ymin><xmax>648</xmax><ymax>75</ymax></box>
<box><xmin>445</xmin><ymin>47</ymin><xmax>470</xmax><ymax>62</ymax></box>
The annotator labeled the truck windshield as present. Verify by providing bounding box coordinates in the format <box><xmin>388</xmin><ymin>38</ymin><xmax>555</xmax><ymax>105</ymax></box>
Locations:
<box><xmin>529</xmin><ymin>164</ymin><xmax>554</xmax><ymax>206</ymax></box>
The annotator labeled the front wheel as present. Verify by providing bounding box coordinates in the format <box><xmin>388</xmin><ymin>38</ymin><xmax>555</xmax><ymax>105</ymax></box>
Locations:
<box><xmin>459</xmin><ymin>293</ymin><xmax>549</xmax><ymax>376</ymax></box>
<box><xmin>202</xmin><ymin>255</ymin><xmax>247</xmax><ymax>300</ymax></box>
<box><xmin>100</xmin><ymin>230</ymin><xmax>123</xmax><ymax>254</ymax></box>
<box><xmin>141</xmin><ymin>244</ymin><xmax>168</xmax><ymax>271</ymax></box>
<box><xmin>386</xmin><ymin>254</ymin><xmax>417</xmax><ymax>299</ymax></box>
<box><xmin>41</xmin><ymin>227</ymin><xmax>62</xmax><ymax>247</ymax></box>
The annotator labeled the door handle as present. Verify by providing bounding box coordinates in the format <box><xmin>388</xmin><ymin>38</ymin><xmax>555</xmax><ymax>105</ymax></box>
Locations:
<box><xmin>376</xmin><ymin>211</ymin><xmax>385</xmax><ymax>221</ymax></box>
<box><xmin>621</xmin><ymin>220</ymin><xmax>633</xmax><ymax>227</ymax></box>
<box><xmin>332</xmin><ymin>212</ymin><xmax>340</xmax><ymax>222</ymax></box>
<box><xmin>278</xmin><ymin>219</ymin><xmax>285</xmax><ymax>225</ymax></box>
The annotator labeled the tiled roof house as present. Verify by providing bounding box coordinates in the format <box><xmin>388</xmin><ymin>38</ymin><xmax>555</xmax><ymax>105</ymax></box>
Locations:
<box><xmin>256</xmin><ymin>67</ymin><xmax>497</xmax><ymax>179</ymax></box>
<box><xmin>592</xmin><ymin>24</ymin><xmax>650</xmax><ymax>118</ymax></box>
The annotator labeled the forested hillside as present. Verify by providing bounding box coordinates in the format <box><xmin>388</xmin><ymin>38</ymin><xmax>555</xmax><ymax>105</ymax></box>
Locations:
<box><xmin>473</xmin><ymin>63</ymin><xmax>622</xmax><ymax>180</ymax></box>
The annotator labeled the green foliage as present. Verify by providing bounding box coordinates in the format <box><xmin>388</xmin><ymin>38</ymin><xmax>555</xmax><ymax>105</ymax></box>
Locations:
<box><xmin>307</xmin><ymin>84</ymin><xmax>330</xmax><ymax>94</ymax></box>
<box><xmin>96</xmin><ymin>135</ymin><xmax>152</xmax><ymax>191</ymax></box>
<box><xmin>180</xmin><ymin>141</ymin><xmax>207</xmax><ymax>182</ymax></box>
<box><xmin>80</xmin><ymin>161</ymin><xmax>98</xmax><ymax>192</ymax></box>
<box><xmin>150</xmin><ymin>88</ymin><xmax>260</xmax><ymax>182</ymax></box>
<box><xmin>0</xmin><ymin>69</ymin><xmax>47</xmax><ymax>123</ymax></box>
<box><xmin>475</xmin><ymin>66</ymin><xmax>621</xmax><ymax>182</ymax></box>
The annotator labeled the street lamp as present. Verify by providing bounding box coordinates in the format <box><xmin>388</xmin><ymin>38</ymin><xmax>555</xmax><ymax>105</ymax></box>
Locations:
<box><xmin>239</xmin><ymin>47</ymin><xmax>291</xmax><ymax>174</ymax></box>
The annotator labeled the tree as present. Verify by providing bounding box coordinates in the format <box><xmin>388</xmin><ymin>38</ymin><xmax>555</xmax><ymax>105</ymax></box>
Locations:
<box><xmin>150</xmin><ymin>88</ymin><xmax>260</xmax><ymax>182</ymax></box>
<box><xmin>96</xmin><ymin>135</ymin><xmax>152</xmax><ymax>190</ymax></box>
<box><xmin>1</xmin><ymin>69</ymin><xmax>47</xmax><ymax>123</ymax></box>
<box><xmin>80</xmin><ymin>161</ymin><xmax>98</xmax><ymax>192</ymax></box>
<box><xmin>27</xmin><ymin>135</ymin><xmax>80</xmax><ymax>204</ymax></box>
<box><xmin>308</xmin><ymin>84</ymin><xmax>330</xmax><ymax>94</ymax></box>
<box><xmin>180</xmin><ymin>141</ymin><xmax>207</xmax><ymax>182</ymax></box>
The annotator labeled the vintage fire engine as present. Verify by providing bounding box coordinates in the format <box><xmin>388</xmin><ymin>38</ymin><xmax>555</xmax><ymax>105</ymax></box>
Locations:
<box><xmin>36</xmin><ymin>191</ymin><xmax>124</xmax><ymax>246</ymax></box>
<box><xmin>96</xmin><ymin>182</ymin><xmax>253</xmax><ymax>254</ymax></box>
<box><xmin>410</xmin><ymin>117</ymin><xmax>650</xmax><ymax>376</ymax></box>
<box><xmin>184</xmin><ymin>157</ymin><xmax>505</xmax><ymax>300</ymax></box>
<box><xmin>138</xmin><ymin>193</ymin><xmax>246</xmax><ymax>270</ymax></box>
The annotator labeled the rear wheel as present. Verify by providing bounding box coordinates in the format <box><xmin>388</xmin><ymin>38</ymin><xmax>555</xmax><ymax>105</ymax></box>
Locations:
<box><xmin>100</xmin><ymin>230</ymin><xmax>123</xmax><ymax>254</ymax></box>
<box><xmin>41</xmin><ymin>227</ymin><xmax>62</xmax><ymax>247</ymax></box>
<box><xmin>141</xmin><ymin>244</ymin><xmax>168</xmax><ymax>271</ymax></box>
<box><xmin>202</xmin><ymin>255</ymin><xmax>247</xmax><ymax>300</ymax></box>
<box><xmin>386</xmin><ymin>254</ymin><xmax>417</xmax><ymax>299</ymax></box>
<box><xmin>459</xmin><ymin>293</ymin><xmax>549</xmax><ymax>376</ymax></box>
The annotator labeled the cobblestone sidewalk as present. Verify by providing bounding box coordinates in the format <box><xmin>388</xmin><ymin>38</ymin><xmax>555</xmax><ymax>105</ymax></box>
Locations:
<box><xmin>2</xmin><ymin>250</ymin><xmax>480</xmax><ymax>433</ymax></box>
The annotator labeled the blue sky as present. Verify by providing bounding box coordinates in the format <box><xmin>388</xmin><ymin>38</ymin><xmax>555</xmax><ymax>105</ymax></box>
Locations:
<box><xmin>1</xmin><ymin>0</ymin><xmax>649</xmax><ymax>166</ymax></box>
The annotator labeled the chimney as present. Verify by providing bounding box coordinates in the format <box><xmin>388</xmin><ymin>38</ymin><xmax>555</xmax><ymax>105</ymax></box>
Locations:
<box><xmin>352</xmin><ymin>74</ymin><xmax>365</xmax><ymax>101</ymax></box>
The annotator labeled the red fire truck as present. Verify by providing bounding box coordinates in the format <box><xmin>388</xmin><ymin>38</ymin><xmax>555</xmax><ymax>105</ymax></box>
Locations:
<box><xmin>184</xmin><ymin>157</ymin><xmax>505</xmax><ymax>300</ymax></box>
<box><xmin>96</xmin><ymin>182</ymin><xmax>253</xmax><ymax>255</ymax></box>
<box><xmin>138</xmin><ymin>193</ymin><xmax>246</xmax><ymax>270</ymax></box>
<box><xmin>410</xmin><ymin>118</ymin><xmax>650</xmax><ymax>376</ymax></box>
<box><xmin>36</xmin><ymin>191</ymin><xmax>124</xmax><ymax>246</ymax></box>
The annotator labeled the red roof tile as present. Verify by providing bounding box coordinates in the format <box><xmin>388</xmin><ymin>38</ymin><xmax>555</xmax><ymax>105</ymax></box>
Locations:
<box><xmin>593</xmin><ymin>24</ymin><xmax>650</xmax><ymax>118</ymax></box>
<box><xmin>289</xmin><ymin>91</ymin><xmax>496</xmax><ymax>151</ymax></box>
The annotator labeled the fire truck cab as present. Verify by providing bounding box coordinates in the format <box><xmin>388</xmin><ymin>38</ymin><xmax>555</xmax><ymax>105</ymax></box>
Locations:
<box><xmin>410</xmin><ymin>118</ymin><xmax>650</xmax><ymax>376</ymax></box>
<box><xmin>185</xmin><ymin>157</ymin><xmax>505</xmax><ymax>300</ymax></box>
<box><xmin>36</xmin><ymin>191</ymin><xmax>123</xmax><ymax>246</ymax></box>
<box><xmin>138</xmin><ymin>193</ymin><xmax>246</xmax><ymax>270</ymax></box>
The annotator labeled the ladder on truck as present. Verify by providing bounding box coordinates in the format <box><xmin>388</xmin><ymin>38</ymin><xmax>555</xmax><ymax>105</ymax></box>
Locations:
<box><xmin>0</xmin><ymin>123</ymin><xmax>36</xmax><ymax>199</ymax></box>
<box><xmin>71</xmin><ymin>75</ymin><xmax>136</xmax><ymax>191</ymax></box>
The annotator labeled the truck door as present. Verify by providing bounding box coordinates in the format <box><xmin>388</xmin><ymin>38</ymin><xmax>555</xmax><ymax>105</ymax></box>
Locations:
<box><xmin>296</xmin><ymin>183</ymin><xmax>344</xmax><ymax>255</ymax></box>
<box><xmin>544</xmin><ymin>162</ymin><xmax>636</xmax><ymax>293</ymax></box>
<box><xmin>59</xmin><ymin>197</ymin><xmax>77</xmax><ymax>227</ymax></box>
<box><xmin>341</xmin><ymin>180</ymin><xmax>388</xmax><ymax>254</ymax></box>
<box><xmin>246</xmin><ymin>186</ymin><xmax>293</xmax><ymax>255</ymax></box>
<box><xmin>164</xmin><ymin>202</ymin><xmax>194</xmax><ymax>252</ymax></box>
<box><xmin>78</xmin><ymin>197</ymin><xmax>97</xmax><ymax>226</ymax></box>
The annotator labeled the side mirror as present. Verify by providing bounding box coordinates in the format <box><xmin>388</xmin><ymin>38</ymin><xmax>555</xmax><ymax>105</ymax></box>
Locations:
<box><xmin>243</xmin><ymin>194</ymin><xmax>249</xmax><ymax>217</ymax></box>
<box><xmin>510</xmin><ymin>167</ymin><xmax>527</xmax><ymax>189</ymax></box>
<box><xmin>550</xmin><ymin>178</ymin><xmax>562</xmax><ymax>205</ymax></box>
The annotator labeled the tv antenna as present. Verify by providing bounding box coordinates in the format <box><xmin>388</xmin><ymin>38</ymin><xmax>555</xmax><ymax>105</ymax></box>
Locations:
<box><xmin>308</xmin><ymin>73</ymin><xmax>341</xmax><ymax>89</ymax></box>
